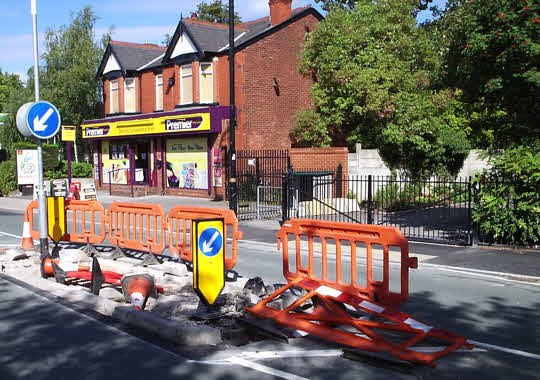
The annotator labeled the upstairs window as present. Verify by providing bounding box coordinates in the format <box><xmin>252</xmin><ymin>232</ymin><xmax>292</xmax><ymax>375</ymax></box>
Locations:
<box><xmin>155</xmin><ymin>74</ymin><xmax>163</xmax><ymax>110</ymax></box>
<box><xmin>180</xmin><ymin>64</ymin><xmax>193</xmax><ymax>104</ymax></box>
<box><xmin>200</xmin><ymin>63</ymin><xmax>213</xmax><ymax>103</ymax></box>
<box><xmin>124</xmin><ymin>77</ymin><xmax>136</xmax><ymax>113</ymax></box>
<box><xmin>109</xmin><ymin>79</ymin><xmax>119</xmax><ymax>114</ymax></box>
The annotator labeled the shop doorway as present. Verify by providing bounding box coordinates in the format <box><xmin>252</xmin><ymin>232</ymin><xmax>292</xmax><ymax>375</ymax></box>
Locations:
<box><xmin>132</xmin><ymin>141</ymin><xmax>150</xmax><ymax>184</ymax></box>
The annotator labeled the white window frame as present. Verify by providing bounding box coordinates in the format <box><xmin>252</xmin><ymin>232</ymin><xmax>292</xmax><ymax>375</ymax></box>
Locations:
<box><xmin>180</xmin><ymin>64</ymin><xmax>193</xmax><ymax>105</ymax></box>
<box><xmin>155</xmin><ymin>74</ymin><xmax>163</xmax><ymax>111</ymax></box>
<box><xmin>124</xmin><ymin>77</ymin><xmax>136</xmax><ymax>113</ymax></box>
<box><xmin>199</xmin><ymin>62</ymin><xmax>214</xmax><ymax>104</ymax></box>
<box><xmin>109</xmin><ymin>79</ymin><xmax>119</xmax><ymax>114</ymax></box>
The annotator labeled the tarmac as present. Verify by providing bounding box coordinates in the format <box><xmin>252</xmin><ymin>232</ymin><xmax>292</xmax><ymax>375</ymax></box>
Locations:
<box><xmin>1</xmin><ymin>190</ymin><xmax>539</xmax><ymax>362</ymax></box>
<box><xmin>1</xmin><ymin>190</ymin><xmax>539</xmax><ymax>278</ymax></box>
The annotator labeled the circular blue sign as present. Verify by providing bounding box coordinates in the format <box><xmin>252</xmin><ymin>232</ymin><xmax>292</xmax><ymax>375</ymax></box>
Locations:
<box><xmin>26</xmin><ymin>101</ymin><xmax>61</xmax><ymax>139</ymax></box>
<box><xmin>198</xmin><ymin>227</ymin><xmax>223</xmax><ymax>258</ymax></box>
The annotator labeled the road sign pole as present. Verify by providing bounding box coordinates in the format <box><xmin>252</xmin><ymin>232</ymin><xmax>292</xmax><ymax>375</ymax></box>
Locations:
<box><xmin>31</xmin><ymin>0</ymin><xmax>49</xmax><ymax>258</ymax></box>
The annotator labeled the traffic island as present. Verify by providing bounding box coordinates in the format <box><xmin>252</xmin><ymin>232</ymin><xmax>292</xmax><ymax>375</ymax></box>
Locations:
<box><xmin>0</xmin><ymin>246</ymin><xmax>287</xmax><ymax>349</ymax></box>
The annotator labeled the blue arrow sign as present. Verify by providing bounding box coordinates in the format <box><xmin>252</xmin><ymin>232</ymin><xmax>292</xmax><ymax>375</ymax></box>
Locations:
<box><xmin>198</xmin><ymin>227</ymin><xmax>223</xmax><ymax>258</ymax></box>
<box><xmin>26</xmin><ymin>101</ymin><xmax>61</xmax><ymax>139</ymax></box>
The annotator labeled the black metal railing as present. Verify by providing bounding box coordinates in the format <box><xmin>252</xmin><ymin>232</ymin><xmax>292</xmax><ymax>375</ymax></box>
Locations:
<box><xmin>229</xmin><ymin>149</ymin><xmax>290</xmax><ymax>220</ymax></box>
<box><xmin>282</xmin><ymin>170</ymin><xmax>476</xmax><ymax>245</ymax></box>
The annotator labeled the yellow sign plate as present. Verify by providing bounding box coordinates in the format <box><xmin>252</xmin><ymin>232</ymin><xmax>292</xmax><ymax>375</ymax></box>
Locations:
<box><xmin>193</xmin><ymin>218</ymin><xmax>225</xmax><ymax>305</ymax></box>
<box><xmin>61</xmin><ymin>125</ymin><xmax>76</xmax><ymax>142</ymax></box>
<box><xmin>47</xmin><ymin>196</ymin><xmax>66</xmax><ymax>243</ymax></box>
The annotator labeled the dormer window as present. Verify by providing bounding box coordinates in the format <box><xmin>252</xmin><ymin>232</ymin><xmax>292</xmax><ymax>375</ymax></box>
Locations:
<box><xmin>124</xmin><ymin>77</ymin><xmax>136</xmax><ymax>113</ymax></box>
<box><xmin>180</xmin><ymin>64</ymin><xmax>193</xmax><ymax>104</ymax></box>
<box><xmin>110</xmin><ymin>79</ymin><xmax>119</xmax><ymax>114</ymax></box>
<box><xmin>200</xmin><ymin>62</ymin><xmax>213</xmax><ymax>103</ymax></box>
<box><xmin>155</xmin><ymin>74</ymin><xmax>163</xmax><ymax>111</ymax></box>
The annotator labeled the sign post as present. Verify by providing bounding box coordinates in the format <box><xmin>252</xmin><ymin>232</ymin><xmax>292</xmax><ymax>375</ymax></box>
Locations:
<box><xmin>61</xmin><ymin>125</ymin><xmax>76</xmax><ymax>186</ymax></box>
<box><xmin>14</xmin><ymin>0</ymin><xmax>62</xmax><ymax>261</ymax></box>
<box><xmin>192</xmin><ymin>218</ymin><xmax>225</xmax><ymax>305</ymax></box>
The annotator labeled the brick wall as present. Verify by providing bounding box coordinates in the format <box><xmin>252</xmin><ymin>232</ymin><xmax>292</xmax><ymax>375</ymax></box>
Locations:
<box><xmin>290</xmin><ymin>147</ymin><xmax>348</xmax><ymax>196</ymax></box>
<box><xmin>163</xmin><ymin>65</ymin><xmax>177</xmax><ymax>110</ymax></box>
<box><xmin>236</xmin><ymin>13</ymin><xmax>319</xmax><ymax>150</ymax></box>
<box><xmin>103</xmin><ymin>80</ymin><xmax>110</xmax><ymax>115</ymax></box>
<box><xmin>140</xmin><ymin>71</ymin><xmax>155</xmax><ymax>114</ymax></box>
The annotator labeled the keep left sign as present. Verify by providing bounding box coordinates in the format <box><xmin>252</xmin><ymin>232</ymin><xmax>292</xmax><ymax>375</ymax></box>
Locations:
<box><xmin>16</xmin><ymin>101</ymin><xmax>61</xmax><ymax>140</ymax></box>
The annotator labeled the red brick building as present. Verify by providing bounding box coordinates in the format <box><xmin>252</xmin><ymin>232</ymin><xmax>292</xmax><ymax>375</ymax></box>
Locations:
<box><xmin>82</xmin><ymin>0</ymin><xmax>322</xmax><ymax>198</ymax></box>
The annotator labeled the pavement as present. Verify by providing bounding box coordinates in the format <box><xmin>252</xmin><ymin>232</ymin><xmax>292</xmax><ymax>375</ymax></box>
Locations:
<box><xmin>2</xmin><ymin>192</ymin><xmax>540</xmax><ymax>379</ymax></box>
<box><xmin>1</xmin><ymin>191</ymin><xmax>539</xmax><ymax>278</ymax></box>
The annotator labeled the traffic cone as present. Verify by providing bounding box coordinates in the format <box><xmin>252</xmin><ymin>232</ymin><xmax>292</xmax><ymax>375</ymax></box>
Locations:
<box><xmin>20</xmin><ymin>221</ymin><xmax>35</xmax><ymax>250</ymax></box>
<box><xmin>40</xmin><ymin>257</ymin><xmax>90</xmax><ymax>278</ymax></box>
<box><xmin>121</xmin><ymin>274</ymin><xmax>157</xmax><ymax>310</ymax></box>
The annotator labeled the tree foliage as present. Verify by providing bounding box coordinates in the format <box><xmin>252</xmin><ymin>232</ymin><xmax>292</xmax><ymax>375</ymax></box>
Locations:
<box><xmin>296</xmin><ymin>0</ymin><xmax>470</xmax><ymax>178</ymax></box>
<box><xmin>473</xmin><ymin>144</ymin><xmax>540</xmax><ymax>246</ymax></box>
<box><xmin>40</xmin><ymin>6</ymin><xmax>106</xmax><ymax>156</ymax></box>
<box><xmin>195</xmin><ymin>0</ymin><xmax>241</xmax><ymax>24</ymax></box>
<box><xmin>441</xmin><ymin>0</ymin><xmax>539</xmax><ymax>147</ymax></box>
<box><xmin>0</xmin><ymin>69</ymin><xmax>23</xmax><ymax>113</ymax></box>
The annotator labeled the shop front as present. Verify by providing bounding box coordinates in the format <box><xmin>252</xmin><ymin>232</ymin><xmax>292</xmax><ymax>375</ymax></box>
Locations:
<box><xmin>82</xmin><ymin>106</ymin><xmax>229</xmax><ymax>198</ymax></box>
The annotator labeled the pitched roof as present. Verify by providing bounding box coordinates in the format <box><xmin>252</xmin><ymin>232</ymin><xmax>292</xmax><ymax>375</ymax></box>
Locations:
<box><xmin>97</xmin><ymin>41</ymin><xmax>166</xmax><ymax>76</ymax></box>
<box><xmin>97</xmin><ymin>6</ymin><xmax>323</xmax><ymax>77</ymax></box>
<box><xmin>110</xmin><ymin>41</ymin><xmax>166</xmax><ymax>71</ymax></box>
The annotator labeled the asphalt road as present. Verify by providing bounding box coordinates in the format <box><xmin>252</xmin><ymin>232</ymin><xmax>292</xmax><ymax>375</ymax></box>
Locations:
<box><xmin>1</xmin><ymin>208</ymin><xmax>540</xmax><ymax>379</ymax></box>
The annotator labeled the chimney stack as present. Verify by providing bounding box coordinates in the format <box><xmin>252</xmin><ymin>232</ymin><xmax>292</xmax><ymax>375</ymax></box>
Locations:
<box><xmin>269</xmin><ymin>0</ymin><xmax>292</xmax><ymax>26</ymax></box>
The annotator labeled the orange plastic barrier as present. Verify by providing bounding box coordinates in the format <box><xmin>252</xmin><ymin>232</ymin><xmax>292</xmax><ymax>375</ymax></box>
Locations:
<box><xmin>247</xmin><ymin>219</ymin><xmax>472</xmax><ymax>366</ymax></box>
<box><xmin>64</xmin><ymin>200</ymin><xmax>106</xmax><ymax>244</ymax></box>
<box><xmin>277</xmin><ymin>219</ymin><xmax>417</xmax><ymax>307</ymax></box>
<box><xmin>25</xmin><ymin>200</ymin><xmax>40</xmax><ymax>240</ymax></box>
<box><xmin>168</xmin><ymin>206</ymin><xmax>243</xmax><ymax>269</ymax></box>
<box><xmin>24</xmin><ymin>199</ymin><xmax>106</xmax><ymax>244</ymax></box>
<box><xmin>108</xmin><ymin>202</ymin><xmax>167</xmax><ymax>254</ymax></box>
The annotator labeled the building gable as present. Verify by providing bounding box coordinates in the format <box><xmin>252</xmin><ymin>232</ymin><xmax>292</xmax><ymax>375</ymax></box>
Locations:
<box><xmin>171</xmin><ymin>31</ymin><xmax>198</xmax><ymax>58</ymax></box>
<box><xmin>103</xmin><ymin>53</ymin><xmax>122</xmax><ymax>74</ymax></box>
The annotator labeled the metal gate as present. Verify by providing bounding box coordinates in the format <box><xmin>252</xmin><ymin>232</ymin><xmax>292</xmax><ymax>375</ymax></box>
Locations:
<box><xmin>230</xmin><ymin>150</ymin><xmax>290</xmax><ymax>220</ymax></box>
<box><xmin>282</xmin><ymin>169</ymin><xmax>476</xmax><ymax>245</ymax></box>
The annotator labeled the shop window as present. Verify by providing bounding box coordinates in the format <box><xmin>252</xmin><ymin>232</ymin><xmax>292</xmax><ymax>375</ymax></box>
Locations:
<box><xmin>124</xmin><ymin>77</ymin><xmax>136</xmax><ymax>113</ymax></box>
<box><xmin>110</xmin><ymin>79</ymin><xmax>119</xmax><ymax>113</ymax></box>
<box><xmin>200</xmin><ymin>62</ymin><xmax>213</xmax><ymax>103</ymax></box>
<box><xmin>155</xmin><ymin>74</ymin><xmax>163</xmax><ymax>110</ymax></box>
<box><xmin>109</xmin><ymin>143</ymin><xmax>128</xmax><ymax>160</ymax></box>
<box><xmin>180</xmin><ymin>64</ymin><xmax>193</xmax><ymax>104</ymax></box>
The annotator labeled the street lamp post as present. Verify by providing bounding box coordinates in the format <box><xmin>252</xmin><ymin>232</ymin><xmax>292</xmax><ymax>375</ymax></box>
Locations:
<box><xmin>31</xmin><ymin>0</ymin><xmax>49</xmax><ymax>258</ymax></box>
<box><xmin>228</xmin><ymin>0</ymin><xmax>237</xmax><ymax>215</ymax></box>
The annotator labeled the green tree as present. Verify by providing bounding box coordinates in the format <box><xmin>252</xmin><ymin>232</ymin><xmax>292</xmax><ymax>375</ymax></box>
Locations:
<box><xmin>441</xmin><ymin>0</ymin><xmax>539</xmax><ymax>147</ymax></box>
<box><xmin>40</xmin><ymin>6</ymin><xmax>106</xmax><ymax>158</ymax></box>
<box><xmin>0</xmin><ymin>68</ymin><xmax>34</xmax><ymax>150</ymax></box>
<box><xmin>195</xmin><ymin>0</ymin><xmax>241</xmax><ymax>24</ymax></box>
<box><xmin>297</xmin><ymin>0</ymin><xmax>470</xmax><ymax>178</ymax></box>
<box><xmin>0</xmin><ymin>69</ymin><xmax>23</xmax><ymax>113</ymax></box>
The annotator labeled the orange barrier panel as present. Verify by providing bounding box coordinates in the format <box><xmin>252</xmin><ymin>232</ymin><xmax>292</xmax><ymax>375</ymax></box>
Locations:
<box><xmin>108</xmin><ymin>202</ymin><xmax>167</xmax><ymax>254</ymax></box>
<box><xmin>24</xmin><ymin>200</ymin><xmax>40</xmax><ymax>240</ymax></box>
<box><xmin>277</xmin><ymin>219</ymin><xmax>416</xmax><ymax>307</ymax></box>
<box><xmin>168</xmin><ymin>206</ymin><xmax>243</xmax><ymax>269</ymax></box>
<box><xmin>247</xmin><ymin>219</ymin><xmax>472</xmax><ymax>366</ymax></box>
<box><xmin>64</xmin><ymin>200</ymin><xmax>106</xmax><ymax>244</ymax></box>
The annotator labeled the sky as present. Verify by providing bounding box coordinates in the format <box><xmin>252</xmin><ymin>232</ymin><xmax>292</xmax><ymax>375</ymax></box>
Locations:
<box><xmin>0</xmin><ymin>0</ymin><xmax>443</xmax><ymax>83</ymax></box>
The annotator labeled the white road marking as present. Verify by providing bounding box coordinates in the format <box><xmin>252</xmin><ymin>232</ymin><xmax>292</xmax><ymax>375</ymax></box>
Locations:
<box><xmin>468</xmin><ymin>340</ymin><xmax>540</xmax><ymax>360</ymax></box>
<box><xmin>0</xmin><ymin>231</ymin><xmax>23</xmax><ymax>239</ymax></box>
<box><xmin>227</xmin><ymin>357</ymin><xmax>310</xmax><ymax>380</ymax></box>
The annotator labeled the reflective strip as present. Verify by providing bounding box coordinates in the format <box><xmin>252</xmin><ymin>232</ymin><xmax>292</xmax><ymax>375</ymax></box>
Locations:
<box><xmin>359</xmin><ymin>300</ymin><xmax>385</xmax><ymax>314</ymax></box>
<box><xmin>131</xmin><ymin>292</ymin><xmax>145</xmax><ymax>310</ymax></box>
<box><xmin>315</xmin><ymin>285</ymin><xmax>342</xmax><ymax>298</ymax></box>
<box><xmin>58</xmin><ymin>261</ymin><xmax>79</xmax><ymax>272</ymax></box>
<box><xmin>404</xmin><ymin>318</ymin><xmax>432</xmax><ymax>332</ymax></box>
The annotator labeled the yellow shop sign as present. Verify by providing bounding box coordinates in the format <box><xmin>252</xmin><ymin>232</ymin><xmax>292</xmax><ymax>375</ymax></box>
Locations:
<box><xmin>82</xmin><ymin>112</ymin><xmax>210</xmax><ymax>139</ymax></box>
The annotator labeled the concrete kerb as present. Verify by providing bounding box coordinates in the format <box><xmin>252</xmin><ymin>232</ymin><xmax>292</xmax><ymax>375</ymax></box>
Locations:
<box><xmin>7</xmin><ymin>271</ymin><xmax>221</xmax><ymax>346</ymax></box>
